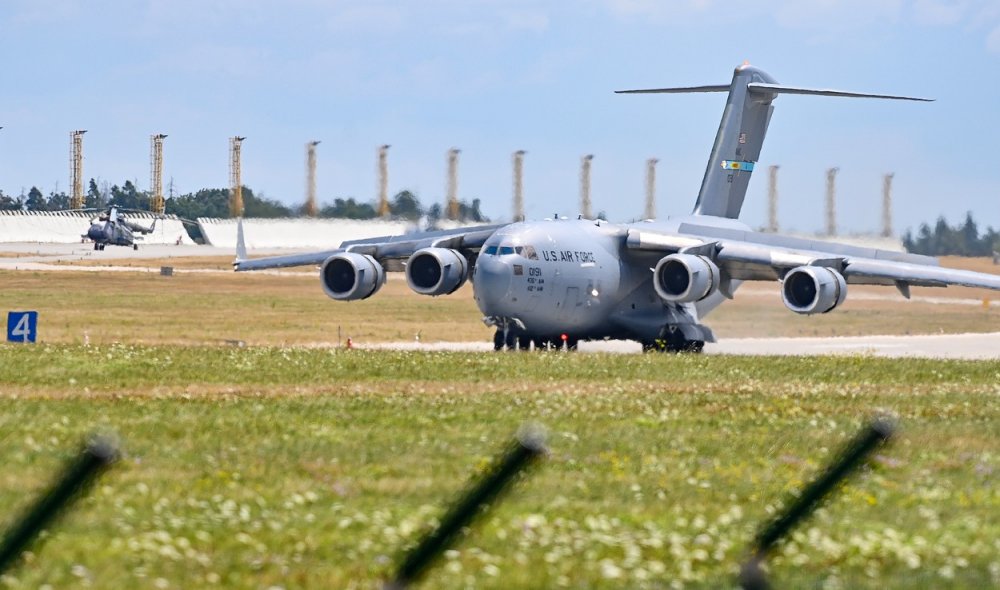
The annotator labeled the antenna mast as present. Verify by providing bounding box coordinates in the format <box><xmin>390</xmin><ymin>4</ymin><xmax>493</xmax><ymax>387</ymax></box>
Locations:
<box><xmin>229</xmin><ymin>136</ymin><xmax>245</xmax><ymax>217</ymax></box>
<box><xmin>767</xmin><ymin>165</ymin><xmax>779</xmax><ymax>233</ymax></box>
<box><xmin>644</xmin><ymin>158</ymin><xmax>658</xmax><ymax>219</ymax></box>
<box><xmin>825</xmin><ymin>167</ymin><xmax>839</xmax><ymax>236</ymax></box>
<box><xmin>305</xmin><ymin>140</ymin><xmax>320</xmax><ymax>217</ymax></box>
<box><xmin>377</xmin><ymin>144</ymin><xmax>390</xmax><ymax>217</ymax></box>
<box><xmin>512</xmin><ymin>150</ymin><xmax>525</xmax><ymax>221</ymax></box>
<box><xmin>881</xmin><ymin>173</ymin><xmax>894</xmax><ymax>237</ymax></box>
<box><xmin>446</xmin><ymin>148</ymin><xmax>460</xmax><ymax>221</ymax></box>
<box><xmin>150</xmin><ymin>134</ymin><xmax>167</xmax><ymax>214</ymax></box>
<box><xmin>70</xmin><ymin>130</ymin><xmax>87</xmax><ymax>210</ymax></box>
<box><xmin>580</xmin><ymin>154</ymin><xmax>593</xmax><ymax>219</ymax></box>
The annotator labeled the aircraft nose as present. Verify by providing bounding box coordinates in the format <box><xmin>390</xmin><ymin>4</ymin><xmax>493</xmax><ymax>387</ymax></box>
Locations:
<box><xmin>87</xmin><ymin>225</ymin><xmax>104</xmax><ymax>241</ymax></box>
<box><xmin>474</xmin><ymin>256</ymin><xmax>512</xmax><ymax>312</ymax></box>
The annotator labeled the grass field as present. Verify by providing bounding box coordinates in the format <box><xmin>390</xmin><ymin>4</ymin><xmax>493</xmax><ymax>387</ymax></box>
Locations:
<box><xmin>0</xmin><ymin>254</ymin><xmax>997</xmax><ymax>588</ymax></box>
<box><xmin>0</xmin><ymin>345</ymin><xmax>997</xmax><ymax>589</ymax></box>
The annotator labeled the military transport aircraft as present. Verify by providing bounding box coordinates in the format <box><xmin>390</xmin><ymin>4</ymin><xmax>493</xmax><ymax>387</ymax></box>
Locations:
<box><xmin>83</xmin><ymin>206</ymin><xmax>159</xmax><ymax>251</ymax></box>
<box><xmin>234</xmin><ymin>63</ymin><xmax>1000</xmax><ymax>352</ymax></box>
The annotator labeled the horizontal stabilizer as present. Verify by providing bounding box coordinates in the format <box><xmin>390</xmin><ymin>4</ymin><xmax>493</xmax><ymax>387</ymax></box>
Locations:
<box><xmin>747</xmin><ymin>83</ymin><xmax>933</xmax><ymax>102</ymax></box>
<box><xmin>615</xmin><ymin>84</ymin><xmax>730</xmax><ymax>94</ymax></box>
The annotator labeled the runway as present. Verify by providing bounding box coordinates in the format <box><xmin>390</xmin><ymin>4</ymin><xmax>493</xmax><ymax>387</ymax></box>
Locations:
<box><xmin>0</xmin><ymin>243</ymin><xmax>308</xmax><ymax>274</ymax></box>
<box><xmin>362</xmin><ymin>331</ymin><xmax>1000</xmax><ymax>360</ymax></box>
<box><xmin>4</xmin><ymin>243</ymin><xmax>998</xmax><ymax>360</ymax></box>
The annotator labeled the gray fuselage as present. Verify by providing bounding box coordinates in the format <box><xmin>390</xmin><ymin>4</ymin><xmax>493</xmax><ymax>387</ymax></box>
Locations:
<box><xmin>472</xmin><ymin>216</ymin><xmax>743</xmax><ymax>343</ymax></box>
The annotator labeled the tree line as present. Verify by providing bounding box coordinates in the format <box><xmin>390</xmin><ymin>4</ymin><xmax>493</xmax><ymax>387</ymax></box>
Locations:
<box><xmin>5</xmin><ymin>180</ymin><xmax>994</xmax><ymax>257</ymax></box>
<box><xmin>0</xmin><ymin>180</ymin><xmax>489</xmax><ymax>223</ymax></box>
<box><xmin>902</xmin><ymin>212</ymin><xmax>1000</xmax><ymax>257</ymax></box>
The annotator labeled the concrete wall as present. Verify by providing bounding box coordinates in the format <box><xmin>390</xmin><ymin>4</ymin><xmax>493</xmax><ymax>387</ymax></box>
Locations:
<box><xmin>197</xmin><ymin>217</ymin><xmax>415</xmax><ymax>249</ymax></box>
<box><xmin>0</xmin><ymin>211</ymin><xmax>195</xmax><ymax>245</ymax></box>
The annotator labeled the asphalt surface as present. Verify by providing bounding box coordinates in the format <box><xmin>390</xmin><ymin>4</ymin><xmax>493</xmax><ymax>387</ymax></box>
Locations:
<box><xmin>360</xmin><ymin>332</ymin><xmax>1000</xmax><ymax>359</ymax></box>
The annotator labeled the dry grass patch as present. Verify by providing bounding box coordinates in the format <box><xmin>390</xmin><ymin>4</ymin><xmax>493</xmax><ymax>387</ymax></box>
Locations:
<box><xmin>2</xmin><ymin>257</ymin><xmax>998</xmax><ymax>348</ymax></box>
<box><xmin>50</xmin><ymin>255</ymin><xmax>239</xmax><ymax>270</ymax></box>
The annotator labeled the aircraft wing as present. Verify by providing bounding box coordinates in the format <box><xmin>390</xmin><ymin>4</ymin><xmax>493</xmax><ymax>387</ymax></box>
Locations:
<box><xmin>233</xmin><ymin>219</ymin><xmax>505</xmax><ymax>272</ymax></box>
<box><xmin>626</xmin><ymin>223</ymin><xmax>1000</xmax><ymax>295</ymax></box>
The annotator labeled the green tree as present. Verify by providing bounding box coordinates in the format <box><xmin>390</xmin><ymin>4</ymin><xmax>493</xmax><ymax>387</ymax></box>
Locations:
<box><xmin>389</xmin><ymin>190</ymin><xmax>423</xmax><ymax>220</ymax></box>
<box><xmin>25</xmin><ymin>186</ymin><xmax>46</xmax><ymax>211</ymax></box>
<box><xmin>109</xmin><ymin>180</ymin><xmax>150</xmax><ymax>210</ymax></box>
<box><xmin>48</xmin><ymin>190</ymin><xmax>70</xmax><ymax>211</ymax></box>
<box><xmin>457</xmin><ymin>198</ymin><xmax>488</xmax><ymax>222</ymax></box>
<box><xmin>319</xmin><ymin>198</ymin><xmax>377</xmax><ymax>219</ymax></box>
<box><xmin>242</xmin><ymin>188</ymin><xmax>293</xmax><ymax>217</ymax></box>
<box><xmin>959</xmin><ymin>212</ymin><xmax>983</xmax><ymax>256</ymax></box>
<box><xmin>166</xmin><ymin>188</ymin><xmax>229</xmax><ymax>220</ymax></box>
<box><xmin>85</xmin><ymin>178</ymin><xmax>104</xmax><ymax>209</ymax></box>
<box><xmin>903</xmin><ymin>212</ymin><xmax>998</xmax><ymax>256</ymax></box>
<box><xmin>0</xmin><ymin>190</ymin><xmax>22</xmax><ymax>211</ymax></box>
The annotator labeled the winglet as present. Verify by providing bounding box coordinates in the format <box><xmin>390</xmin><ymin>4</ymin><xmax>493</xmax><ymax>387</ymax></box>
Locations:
<box><xmin>235</xmin><ymin>217</ymin><xmax>248</xmax><ymax>263</ymax></box>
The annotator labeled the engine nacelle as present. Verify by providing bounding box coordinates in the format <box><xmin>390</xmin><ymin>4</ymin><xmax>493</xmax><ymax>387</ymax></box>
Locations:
<box><xmin>406</xmin><ymin>247</ymin><xmax>469</xmax><ymax>296</ymax></box>
<box><xmin>320</xmin><ymin>253</ymin><xmax>385</xmax><ymax>301</ymax></box>
<box><xmin>653</xmin><ymin>253</ymin><xmax>721</xmax><ymax>303</ymax></box>
<box><xmin>781</xmin><ymin>266</ymin><xmax>848</xmax><ymax>314</ymax></box>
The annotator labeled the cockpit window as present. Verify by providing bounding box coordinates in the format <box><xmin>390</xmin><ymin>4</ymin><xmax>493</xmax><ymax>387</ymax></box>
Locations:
<box><xmin>517</xmin><ymin>245</ymin><xmax>538</xmax><ymax>260</ymax></box>
<box><xmin>485</xmin><ymin>241</ymin><xmax>537</xmax><ymax>259</ymax></box>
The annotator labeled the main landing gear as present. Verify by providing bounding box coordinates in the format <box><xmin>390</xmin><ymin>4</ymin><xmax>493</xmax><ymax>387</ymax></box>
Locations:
<box><xmin>641</xmin><ymin>324</ymin><xmax>705</xmax><ymax>354</ymax></box>
<box><xmin>493</xmin><ymin>330</ymin><xmax>578</xmax><ymax>351</ymax></box>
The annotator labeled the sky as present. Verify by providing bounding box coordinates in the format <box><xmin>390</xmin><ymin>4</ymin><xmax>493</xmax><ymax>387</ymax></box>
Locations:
<box><xmin>2</xmin><ymin>0</ymin><xmax>999</xmax><ymax>235</ymax></box>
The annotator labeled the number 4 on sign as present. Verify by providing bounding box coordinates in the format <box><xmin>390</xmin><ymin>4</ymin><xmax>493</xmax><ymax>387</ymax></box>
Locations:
<box><xmin>6</xmin><ymin>311</ymin><xmax>38</xmax><ymax>343</ymax></box>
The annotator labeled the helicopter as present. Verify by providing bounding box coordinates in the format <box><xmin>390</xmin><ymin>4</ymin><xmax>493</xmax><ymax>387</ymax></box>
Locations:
<box><xmin>80</xmin><ymin>206</ymin><xmax>161</xmax><ymax>251</ymax></box>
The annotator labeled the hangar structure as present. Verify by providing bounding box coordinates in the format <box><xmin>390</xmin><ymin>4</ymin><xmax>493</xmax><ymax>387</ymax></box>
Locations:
<box><xmin>1</xmin><ymin>210</ymin><xmax>901</xmax><ymax>252</ymax></box>
<box><xmin>195</xmin><ymin>217</ymin><xmax>414</xmax><ymax>249</ymax></box>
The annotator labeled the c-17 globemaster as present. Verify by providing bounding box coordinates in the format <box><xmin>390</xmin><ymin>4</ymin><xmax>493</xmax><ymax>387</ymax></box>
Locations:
<box><xmin>235</xmin><ymin>63</ymin><xmax>1000</xmax><ymax>352</ymax></box>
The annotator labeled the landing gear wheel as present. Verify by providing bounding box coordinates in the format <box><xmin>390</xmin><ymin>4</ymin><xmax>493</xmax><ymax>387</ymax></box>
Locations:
<box><xmin>517</xmin><ymin>335</ymin><xmax>531</xmax><ymax>351</ymax></box>
<box><xmin>93</xmin><ymin>243</ymin><xmax>100</xmax><ymax>251</ymax></box>
<box><xmin>504</xmin><ymin>330</ymin><xmax>517</xmax><ymax>350</ymax></box>
<box><xmin>133</xmin><ymin>244</ymin><xmax>139</xmax><ymax>251</ymax></box>
<box><xmin>685</xmin><ymin>340</ymin><xmax>705</xmax><ymax>354</ymax></box>
<box><xmin>650</xmin><ymin>325</ymin><xmax>705</xmax><ymax>353</ymax></box>
<box><xmin>493</xmin><ymin>330</ymin><xmax>504</xmax><ymax>351</ymax></box>
<box><xmin>659</xmin><ymin>325</ymin><xmax>685</xmax><ymax>353</ymax></box>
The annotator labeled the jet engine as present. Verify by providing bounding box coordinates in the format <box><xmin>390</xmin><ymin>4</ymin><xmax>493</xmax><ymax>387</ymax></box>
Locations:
<box><xmin>653</xmin><ymin>253</ymin><xmax>721</xmax><ymax>303</ymax></box>
<box><xmin>406</xmin><ymin>247</ymin><xmax>469</xmax><ymax>296</ymax></box>
<box><xmin>781</xmin><ymin>266</ymin><xmax>847</xmax><ymax>314</ymax></box>
<box><xmin>320</xmin><ymin>253</ymin><xmax>385</xmax><ymax>301</ymax></box>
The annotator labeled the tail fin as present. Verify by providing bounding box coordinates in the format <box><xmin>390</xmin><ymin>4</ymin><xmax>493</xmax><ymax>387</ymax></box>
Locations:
<box><xmin>235</xmin><ymin>217</ymin><xmax>248</xmax><ymax>262</ymax></box>
<box><xmin>617</xmin><ymin>64</ymin><xmax>931</xmax><ymax>219</ymax></box>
